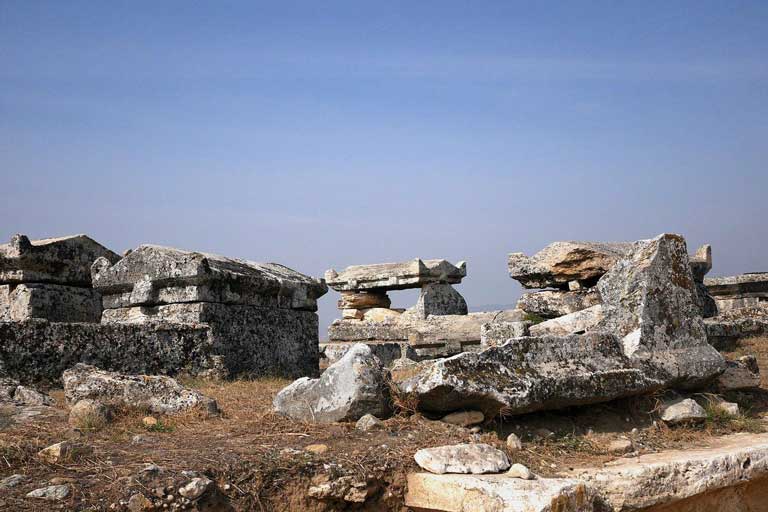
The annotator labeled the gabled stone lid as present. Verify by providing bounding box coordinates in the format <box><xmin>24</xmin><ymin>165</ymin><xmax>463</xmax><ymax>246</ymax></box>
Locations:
<box><xmin>0</xmin><ymin>234</ymin><xmax>120</xmax><ymax>286</ymax></box>
<box><xmin>325</xmin><ymin>258</ymin><xmax>466</xmax><ymax>292</ymax></box>
<box><xmin>91</xmin><ymin>244</ymin><xmax>327</xmax><ymax>311</ymax></box>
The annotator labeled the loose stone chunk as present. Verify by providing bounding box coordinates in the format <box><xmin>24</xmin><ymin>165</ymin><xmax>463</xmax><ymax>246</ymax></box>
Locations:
<box><xmin>440</xmin><ymin>411</ymin><xmax>484</xmax><ymax>427</ymax></box>
<box><xmin>397</xmin><ymin>333</ymin><xmax>662</xmax><ymax>417</ymax></box>
<box><xmin>508</xmin><ymin>241</ymin><xmax>633</xmax><ymax>289</ymax></box>
<box><xmin>596</xmin><ymin>233</ymin><xmax>725</xmax><ymax>388</ymax></box>
<box><xmin>414</xmin><ymin>444</ymin><xmax>510</xmax><ymax>474</ymax></box>
<box><xmin>63</xmin><ymin>363</ymin><xmax>219</xmax><ymax>416</ymax></box>
<box><xmin>26</xmin><ymin>484</ymin><xmax>70</xmax><ymax>501</ymax></box>
<box><xmin>273</xmin><ymin>343</ymin><xmax>390</xmax><ymax>423</ymax></box>
<box><xmin>660</xmin><ymin>398</ymin><xmax>707</xmax><ymax>424</ymax></box>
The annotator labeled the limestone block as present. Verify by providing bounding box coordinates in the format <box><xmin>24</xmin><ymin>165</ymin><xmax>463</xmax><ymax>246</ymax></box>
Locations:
<box><xmin>508</xmin><ymin>241</ymin><xmax>632</xmax><ymax>289</ymax></box>
<box><xmin>93</xmin><ymin>244</ymin><xmax>327</xmax><ymax>311</ymax></box>
<box><xmin>596</xmin><ymin>234</ymin><xmax>725</xmax><ymax>388</ymax></box>
<box><xmin>63</xmin><ymin>363</ymin><xmax>219</xmax><ymax>415</ymax></box>
<box><xmin>529</xmin><ymin>304</ymin><xmax>604</xmax><ymax>337</ymax></box>
<box><xmin>689</xmin><ymin>244</ymin><xmax>712</xmax><ymax>282</ymax></box>
<box><xmin>337</xmin><ymin>291</ymin><xmax>391</xmax><ymax>310</ymax></box>
<box><xmin>406</xmin><ymin>473</ymin><xmax>596</xmax><ymax>512</ymax></box>
<box><xmin>413</xmin><ymin>283</ymin><xmax>468</xmax><ymax>318</ymax></box>
<box><xmin>325</xmin><ymin>258</ymin><xmax>466</xmax><ymax>292</ymax></box>
<box><xmin>4</xmin><ymin>283</ymin><xmax>102</xmax><ymax>323</ymax></box>
<box><xmin>397</xmin><ymin>333</ymin><xmax>662</xmax><ymax>417</ymax></box>
<box><xmin>414</xmin><ymin>444</ymin><xmax>510</xmax><ymax>474</ymax></box>
<box><xmin>0</xmin><ymin>233</ymin><xmax>119</xmax><ymax>286</ymax></box>
<box><xmin>273</xmin><ymin>344</ymin><xmax>390</xmax><ymax>423</ymax></box>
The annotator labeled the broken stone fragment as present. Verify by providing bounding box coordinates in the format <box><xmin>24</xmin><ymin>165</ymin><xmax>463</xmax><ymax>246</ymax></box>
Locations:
<box><xmin>717</xmin><ymin>356</ymin><xmax>761</xmax><ymax>391</ymax></box>
<box><xmin>506</xmin><ymin>463</ymin><xmax>534</xmax><ymax>480</ymax></box>
<box><xmin>355</xmin><ymin>413</ymin><xmax>385</xmax><ymax>431</ymax></box>
<box><xmin>660</xmin><ymin>398</ymin><xmax>707</xmax><ymax>424</ymax></box>
<box><xmin>26</xmin><ymin>484</ymin><xmax>70</xmax><ymax>501</ymax></box>
<box><xmin>92</xmin><ymin>244</ymin><xmax>327</xmax><ymax>311</ymax></box>
<box><xmin>38</xmin><ymin>441</ymin><xmax>86</xmax><ymax>464</ymax></box>
<box><xmin>13</xmin><ymin>385</ymin><xmax>54</xmax><ymax>406</ymax></box>
<box><xmin>412</xmin><ymin>283</ymin><xmax>468</xmax><ymax>318</ymax></box>
<box><xmin>607</xmin><ymin>438</ymin><xmax>633</xmax><ymax>455</ymax></box>
<box><xmin>516</xmin><ymin>289</ymin><xmax>601</xmax><ymax>319</ymax></box>
<box><xmin>273</xmin><ymin>343</ymin><xmax>390</xmax><ymax>423</ymax></box>
<box><xmin>508</xmin><ymin>241</ymin><xmax>633</xmax><ymax>289</ymax></box>
<box><xmin>325</xmin><ymin>258</ymin><xmax>466</xmax><ymax>292</ymax></box>
<box><xmin>397</xmin><ymin>333</ymin><xmax>662</xmax><ymax>417</ymax></box>
<box><xmin>528</xmin><ymin>304</ymin><xmax>604</xmax><ymax>337</ymax></box>
<box><xmin>414</xmin><ymin>443</ymin><xmax>510</xmax><ymax>474</ymax></box>
<box><xmin>0</xmin><ymin>233</ymin><xmax>120</xmax><ymax>286</ymax></box>
<box><xmin>596</xmin><ymin>233</ymin><xmax>725</xmax><ymax>388</ymax></box>
<box><xmin>342</xmin><ymin>308</ymin><xmax>365</xmax><ymax>320</ymax></box>
<box><xmin>506</xmin><ymin>433</ymin><xmax>522</xmax><ymax>452</ymax></box>
<box><xmin>337</xmin><ymin>290</ymin><xmax>391</xmax><ymax>310</ymax></box>
<box><xmin>63</xmin><ymin>363</ymin><xmax>219</xmax><ymax>415</ymax></box>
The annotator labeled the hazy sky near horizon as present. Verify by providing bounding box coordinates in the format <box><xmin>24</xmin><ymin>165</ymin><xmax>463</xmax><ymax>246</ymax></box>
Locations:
<box><xmin>2</xmin><ymin>1</ymin><xmax>767</xmax><ymax>335</ymax></box>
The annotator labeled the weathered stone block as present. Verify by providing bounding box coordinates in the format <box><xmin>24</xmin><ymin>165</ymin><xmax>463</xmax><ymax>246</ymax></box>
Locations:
<box><xmin>325</xmin><ymin>258</ymin><xmax>466</xmax><ymax>292</ymax></box>
<box><xmin>337</xmin><ymin>291</ymin><xmax>391</xmax><ymax>310</ymax></box>
<box><xmin>596</xmin><ymin>234</ymin><xmax>725</xmax><ymax>388</ymax></box>
<box><xmin>508</xmin><ymin>241</ymin><xmax>632</xmax><ymax>289</ymax></box>
<box><xmin>0</xmin><ymin>234</ymin><xmax>119</xmax><ymax>286</ymax></box>
<box><xmin>92</xmin><ymin>244</ymin><xmax>327</xmax><ymax>311</ymax></box>
<box><xmin>480</xmin><ymin>321</ymin><xmax>531</xmax><ymax>349</ymax></box>
<box><xmin>516</xmin><ymin>289</ymin><xmax>601</xmax><ymax>318</ymax></box>
<box><xmin>689</xmin><ymin>244</ymin><xmax>712</xmax><ymax>282</ymax></box>
<box><xmin>529</xmin><ymin>304</ymin><xmax>604</xmax><ymax>337</ymax></box>
<box><xmin>397</xmin><ymin>333</ymin><xmax>663</xmax><ymax>417</ymax></box>
<box><xmin>63</xmin><ymin>363</ymin><xmax>218</xmax><ymax>415</ymax></box>
<box><xmin>412</xmin><ymin>283</ymin><xmax>468</xmax><ymax>318</ymax></box>
<box><xmin>273</xmin><ymin>344</ymin><xmax>389</xmax><ymax>423</ymax></box>
<box><xmin>1</xmin><ymin>283</ymin><xmax>101</xmax><ymax>323</ymax></box>
<box><xmin>0</xmin><ymin>310</ymin><xmax>318</xmax><ymax>385</ymax></box>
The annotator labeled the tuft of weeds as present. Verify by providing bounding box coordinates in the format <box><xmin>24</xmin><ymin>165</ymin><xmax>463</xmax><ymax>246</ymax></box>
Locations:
<box><xmin>523</xmin><ymin>312</ymin><xmax>546</xmax><ymax>324</ymax></box>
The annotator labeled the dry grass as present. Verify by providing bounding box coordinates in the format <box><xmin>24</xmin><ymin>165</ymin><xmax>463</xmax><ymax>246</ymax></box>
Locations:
<box><xmin>3</xmin><ymin>350</ymin><xmax>768</xmax><ymax>510</ymax></box>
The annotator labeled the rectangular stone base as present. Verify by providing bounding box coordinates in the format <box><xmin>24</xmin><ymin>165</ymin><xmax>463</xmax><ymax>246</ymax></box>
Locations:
<box><xmin>1</xmin><ymin>305</ymin><xmax>319</xmax><ymax>384</ymax></box>
<box><xmin>0</xmin><ymin>283</ymin><xmax>102</xmax><ymax>323</ymax></box>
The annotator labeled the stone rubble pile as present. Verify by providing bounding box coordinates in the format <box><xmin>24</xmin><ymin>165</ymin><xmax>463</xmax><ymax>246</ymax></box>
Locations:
<box><xmin>275</xmin><ymin>233</ymin><xmax>737</xmax><ymax>424</ymax></box>
<box><xmin>0</xmin><ymin>234</ymin><xmax>119</xmax><ymax>323</ymax></box>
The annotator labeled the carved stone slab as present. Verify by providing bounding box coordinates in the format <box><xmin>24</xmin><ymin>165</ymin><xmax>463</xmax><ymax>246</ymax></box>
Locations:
<box><xmin>325</xmin><ymin>258</ymin><xmax>466</xmax><ymax>292</ymax></box>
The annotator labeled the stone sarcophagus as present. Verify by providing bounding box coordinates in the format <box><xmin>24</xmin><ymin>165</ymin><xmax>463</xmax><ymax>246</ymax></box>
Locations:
<box><xmin>91</xmin><ymin>245</ymin><xmax>328</xmax><ymax>378</ymax></box>
<box><xmin>0</xmin><ymin>234</ymin><xmax>119</xmax><ymax>323</ymax></box>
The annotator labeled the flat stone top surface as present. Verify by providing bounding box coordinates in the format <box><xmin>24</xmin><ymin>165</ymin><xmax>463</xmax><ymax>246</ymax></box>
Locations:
<box><xmin>704</xmin><ymin>273</ymin><xmax>768</xmax><ymax>293</ymax></box>
<box><xmin>508</xmin><ymin>241</ymin><xmax>633</xmax><ymax>289</ymax></box>
<box><xmin>0</xmin><ymin>234</ymin><xmax>120</xmax><ymax>286</ymax></box>
<box><xmin>325</xmin><ymin>258</ymin><xmax>466</xmax><ymax>291</ymax></box>
<box><xmin>92</xmin><ymin>244</ymin><xmax>327</xmax><ymax>298</ymax></box>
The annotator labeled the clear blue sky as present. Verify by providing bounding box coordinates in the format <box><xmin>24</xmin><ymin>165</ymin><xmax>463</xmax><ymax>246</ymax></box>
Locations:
<box><xmin>2</xmin><ymin>1</ymin><xmax>767</xmax><ymax>335</ymax></box>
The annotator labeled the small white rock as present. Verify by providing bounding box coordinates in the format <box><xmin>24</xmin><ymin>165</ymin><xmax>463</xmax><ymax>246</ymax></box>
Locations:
<box><xmin>506</xmin><ymin>433</ymin><xmax>522</xmax><ymax>452</ymax></box>
<box><xmin>506</xmin><ymin>463</ymin><xmax>534</xmax><ymax>480</ymax></box>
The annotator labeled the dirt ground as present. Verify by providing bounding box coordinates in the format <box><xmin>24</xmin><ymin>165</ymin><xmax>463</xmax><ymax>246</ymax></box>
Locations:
<box><xmin>2</xmin><ymin>336</ymin><xmax>768</xmax><ymax>511</ymax></box>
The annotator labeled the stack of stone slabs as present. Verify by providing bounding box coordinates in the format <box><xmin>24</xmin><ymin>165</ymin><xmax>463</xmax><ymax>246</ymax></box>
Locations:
<box><xmin>92</xmin><ymin>244</ymin><xmax>328</xmax><ymax>378</ymax></box>
<box><xmin>322</xmin><ymin>258</ymin><xmax>522</xmax><ymax>366</ymax></box>
<box><xmin>0</xmin><ymin>234</ymin><xmax>119</xmax><ymax>323</ymax></box>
